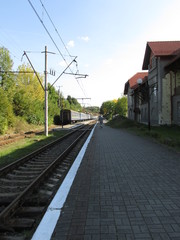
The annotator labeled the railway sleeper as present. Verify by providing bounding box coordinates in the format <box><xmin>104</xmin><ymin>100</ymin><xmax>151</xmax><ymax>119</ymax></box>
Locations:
<box><xmin>21</xmin><ymin>164</ymin><xmax>47</xmax><ymax>169</ymax></box>
<box><xmin>39</xmin><ymin>156</ymin><xmax>56</xmax><ymax>161</ymax></box>
<box><xmin>6</xmin><ymin>174</ymin><xmax>36</xmax><ymax>181</ymax></box>
<box><xmin>16</xmin><ymin>206</ymin><xmax>45</xmax><ymax>217</ymax></box>
<box><xmin>22</xmin><ymin>196</ymin><xmax>47</xmax><ymax>206</ymax></box>
<box><xmin>0</xmin><ymin>193</ymin><xmax>19</xmax><ymax>204</ymax></box>
<box><xmin>38</xmin><ymin>189</ymin><xmax>53</xmax><ymax>197</ymax></box>
<box><xmin>44</xmin><ymin>183</ymin><xmax>55</xmax><ymax>190</ymax></box>
<box><xmin>28</xmin><ymin>156</ymin><xmax>49</xmax><ymax>164</ymax></box>
<box><xmin>61</xmin><ymin>162</ymin><xmax>71</xmax><ymax>167</ymax></box>
<box><xmin>0</xmin><ymin>185</ymin><xmax>25</xmax><ymax>193</ymax></box>
<box><xmin>47</xmin><ymin>177</ymin><xmax>59</xmax><ymax>183</ymax></box>
<box><xmin>8</xmin><ymin>217</ymin><xmax>35</xmax><ymax>230</ymax></box>
<box><xmin>0</xmin><ymin>235</ymin><xmax>26</xmax><ymax>240</ymax></box>
<box><xmin>12</xmin><ymin>170</ymin><xmax>42</xmax><ymax>175</ymax></box>
<box><xmin>51</xmin><ymin>173</ymin><xmax>63</xmax><ymax>179</ymax></box>
<box><xmin>55</xmin><ymin>168</ymin><xmax>66</xmax><ymax>174</ymax></box>
<box><xmin>0</xmin><ymin>179</ymin><xmax>30</xmax><ymax>187</ymax></box>
<box><xmin>28</xmin><ymin>158</ymin><xmax>51</xmax><ymax>163</ymax></box>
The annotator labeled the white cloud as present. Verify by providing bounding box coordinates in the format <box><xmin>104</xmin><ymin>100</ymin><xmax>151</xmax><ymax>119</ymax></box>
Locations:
<box><xmin>79</xmin><ymin>36</ymin><xmax>90</xmax><ymax>42</ymax></box>
<box><xmin>56</xmin><ymin>0</ymin><xmax>180</xmax><ymax>108</ymax></box>
<box><xmin>67</xmin><ymin>40</ymin><xmax>75</xmax><ymax>48</ymax></box>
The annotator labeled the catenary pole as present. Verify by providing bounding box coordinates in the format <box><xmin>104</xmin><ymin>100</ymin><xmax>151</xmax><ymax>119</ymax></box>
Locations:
<box><xmin>44</xmin><ymin>46</ymin><xmax>48</xmax><ymax>136</ymax></box>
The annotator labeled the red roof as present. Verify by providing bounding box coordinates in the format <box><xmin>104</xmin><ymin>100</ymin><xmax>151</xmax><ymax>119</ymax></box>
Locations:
<box><xmin>148</xmin><ymin>41</ymin><xmax>180</xmax><ymax>56</ymax></box>
<box><xmin>128</xmin><ymin>72</ymin><xmax>148</xmax><ymax>89</ymax></box>
<box><xmin>142</xmin><ymin>41</ymin><xmax>180</xmax><ymax>69</ymax></box>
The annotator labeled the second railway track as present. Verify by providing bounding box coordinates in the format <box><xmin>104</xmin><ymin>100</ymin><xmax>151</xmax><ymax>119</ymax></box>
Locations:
<box><xmin>0</xmin><ymin>122</ymin><xmax>95</xmax><ymax>240</ymax></box>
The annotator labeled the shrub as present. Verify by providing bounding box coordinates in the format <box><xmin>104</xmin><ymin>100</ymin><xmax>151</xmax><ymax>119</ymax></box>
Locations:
<box><xmin>0</xmin><ymin>115</ymin><xmax>8</xmax><ymax>134</ymax></box>
<box><xmin>0</xmin><ymin>88</ymin><xmax>15</xmax><ymax>133</ymax></box>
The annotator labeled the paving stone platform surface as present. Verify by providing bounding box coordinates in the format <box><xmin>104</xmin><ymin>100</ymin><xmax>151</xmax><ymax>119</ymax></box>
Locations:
<box><xmin>52</xmin><ymin>123</ymin><xmax>180</xmax><ymax>240</ymax></box>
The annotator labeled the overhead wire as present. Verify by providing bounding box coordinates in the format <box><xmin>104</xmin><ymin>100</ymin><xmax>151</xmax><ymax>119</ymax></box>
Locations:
<box><xmin>38</xmin><ymin>0</ymin><xmax>80</xmax><ymax>79</ymax></box>
<box><xmin>0</xmin><ymin>28</ymin><xmax>25</xmax><ymax>65</ymax></box>
<box><xmin>0</xmin><ymin>42</ymin><xmax>22</xmax><ymax>63</ymax></box>
<box><xmin>28</xmin><ymin>0</ymin><xmax>88</xmax><ymax>98</ymax></box>
<box><xmin>38</xmin><ymin>0</ymin><xmax>86</xmax><ymax>78</ymax></box>
<box><xmin>39</xmin><ymin>0</ymin><xmax>73</xmax><ymax>60</ymax></box>
<box><xmin>27</xmin><ymin>0</ymin><xmax>67</xmax><ymax>64</ymax></box>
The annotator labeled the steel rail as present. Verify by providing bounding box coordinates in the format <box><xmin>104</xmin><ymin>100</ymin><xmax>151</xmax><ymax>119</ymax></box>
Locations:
<box><xmin>0</xmin><ymin>125</ymin><xmax>92</xmax><ymax>223</ymax></box>
<box><xmin>0</xmin><ymin>127</ymin><xmax>83</xmax><ymax>177</ymax></box>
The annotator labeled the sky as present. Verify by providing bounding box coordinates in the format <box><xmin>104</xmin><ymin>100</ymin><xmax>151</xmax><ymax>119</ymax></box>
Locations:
<box><xmin>1</xmin><ymin>0</ymin><xmax>180</xmax><ymax>107</ymax></box>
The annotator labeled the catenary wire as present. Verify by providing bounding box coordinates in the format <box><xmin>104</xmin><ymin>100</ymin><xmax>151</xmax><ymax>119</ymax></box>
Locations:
<box><xmin>39</xmin><ymin>0</ymin><xmax>73</xmax><ymax>60</ymax></box>
<box><xmin>28</xmin><ymin>0</ymin><xmax>88</xmax><ymax>98</ymax></box>
<box><xmin>28</xmin><ymin>0</ymin><xmax>68</xmax><ymax>65</ymax></box>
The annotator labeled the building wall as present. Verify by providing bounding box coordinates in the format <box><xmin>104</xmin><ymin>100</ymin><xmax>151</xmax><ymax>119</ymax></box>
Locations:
<box><xmin>161</xmin><ymin>73</ymin><xmax>172</xmax><ymax>124</ymax></box>
<box><xmin>140</xmin><ymin>103</ymin><xmax>148</xmax><ymax>123</ymax></box>
<box><xmin>126</xmin><ymin>57</ymin><xmax>180</xmax><ymax>126</ymax></box>
<box><xmin>127</xmin><ymin>88</ymin><xmax>134</xmax><ymax>120</ymax></box>
<box><xmin>173</xmin><ymin>96</ymin><xmax>180</xmax><ymax>125</ymax></box>
<box><xmin>147</xmin><ymin>57</ymin><xmax>159</xmax><ymax>125</ymax></box>
<box><xmin>173</xmin><ymin>71</ymin><xmax>180</xmax><ymax>125</ymax></box>
<box><xmin>147</xmin><ymin>57</ymin><xmax>176</xmax><ymax>125</ymax></box>
<box><xmin>161</xmin><ymin>71</ymin><xmax>180</xmax><ymax>125</ymax></box>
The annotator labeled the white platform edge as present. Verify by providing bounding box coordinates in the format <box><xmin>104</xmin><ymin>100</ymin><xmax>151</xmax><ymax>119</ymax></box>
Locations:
<box><xmin>31</xmin><ymin>123</ymin><xmax>97</xmax><ymax>240</ymax></box>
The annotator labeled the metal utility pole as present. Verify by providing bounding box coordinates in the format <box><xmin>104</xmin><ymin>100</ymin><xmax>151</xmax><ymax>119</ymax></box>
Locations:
<box><xmin>44</xmin><ymin>46</ymin><xmax>48</xmax><ymax>136</ymax></box>
<box><xmin>42</xmin><ymin>46</ymin><xmax>55</xmax><ymax>136</ymax></box>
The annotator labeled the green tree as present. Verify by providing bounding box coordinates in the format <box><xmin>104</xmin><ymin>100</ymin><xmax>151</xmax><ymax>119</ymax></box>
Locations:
<box><xmin>66</xmin><ymin>95</ymin><xmax>82</xmax><ymax>111</ymax></box>
<box><xmin>0</xmin><ymin>47</ymin><xmax>16</xmax><ymax>104</ymax></box>
<box><xmin>116</xmin><ymin>96</ymin><xmax>127</xmax><ymax>117</ymax></box>
<box><xmin>13</xmin><ymin>89</ymin><xmax>29</xmax><ymax>116</ymax></box>
<box><xmin>67</xmin><ymin>95</ymin><xmax>72</xmax><ymax>105</ymax></box>
<box><xmin>16</xmin><ymin>64</ymin><xmax>44</xmax><ymax>101</ymax></box>
<box><xmin>100</xmin><ymin>100</ymin><xmax>116</xmax><ymax>119</ymax></box>
<box><xmin>48</xmin><ymin>84</ymin><xmax>59</xmax><ymax>124</ymax></box>
<box><xmin>13</xmin><ymin>64</ymin><xmax>44</xmax><ymax>124</ymax></box>
<box><xmin>85</xmin><ymin>106</ymin><xmax>100</xmax><ymax>114</ymax></box>
<box><xmin>0</xmin><ymin>88</ymin><xmax>15</xmax><ymax>134</ymax></box>
<box><xmin>0</xmin><ymin>47</ymin><xmax>14</xmax><ymax>89</ymax></box>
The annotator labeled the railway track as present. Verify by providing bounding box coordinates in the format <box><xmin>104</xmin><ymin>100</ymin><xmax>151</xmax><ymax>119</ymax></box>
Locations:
<box><xmin>0</xmin><ymin>125</ymin><xmax>65</xmax><ymax>147</ymax></box>
<box><xmin>0</xmin><ymin>122</ymin><xmax>95</xmax><ymax>240</ymax></box>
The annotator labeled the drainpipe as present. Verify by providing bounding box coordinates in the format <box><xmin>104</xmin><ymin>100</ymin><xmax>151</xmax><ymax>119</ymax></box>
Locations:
<box><xmin>174</xmin><ymin>71</ymin><xmax>177</xmax><ymax>95</ymax></box>
<box><xmin>170</xmin><ymin>71</ymin><xmax>173</xmax><ymax>124</ymax></box>
<box><xmin>157</xmin><ymin>57</ymin><xmax>162</xmax><ymax>124</ymax></box>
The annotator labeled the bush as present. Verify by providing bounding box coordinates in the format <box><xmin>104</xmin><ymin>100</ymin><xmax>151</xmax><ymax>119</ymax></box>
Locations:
<box><xmin>26</xmin><ymin>114</ymin><xmax>41</xmax><ymax>125</ymax></box>
<box><xmin>0</xmin><ymin>88</ymin><xmax>15</xmax><ymax>132</ymax></box>
<box><xmin>0</xmin><ymin>115</ymin><xmax>8</xmax><ymax>134</ymax></box>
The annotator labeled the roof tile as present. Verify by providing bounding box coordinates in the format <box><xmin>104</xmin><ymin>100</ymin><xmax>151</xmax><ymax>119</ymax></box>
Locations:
<box><xmin>128</xmin><ymin>72</ymin><xmax>148</xmax><ymax>89</ymax></box>
<box><xmin>148</xmin><ymin>41</ymin><xmax>180</xmax><ymax>56</ymax></box>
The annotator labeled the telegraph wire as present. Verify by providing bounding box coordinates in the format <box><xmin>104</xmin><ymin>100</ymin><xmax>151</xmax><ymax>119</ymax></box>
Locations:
<box><xmin>27</xmin><ymin>0</ymin><xmax>66</xmax><ymax>63</ymax></box>
<box><xmin>0</xmin><ymin>42</ymin><xmax>23</xmax><ymax>65</ymax></box>
<box><xmin>28</xmin><ymin>0</ymin><xmax>80</xmax><ymax>83</ymax></box>
<box><xmin>39</xmin><ymin>0</ymin><xmax>73</xmax><ymax>60</ymax></box>
<box><xmin>28</xmin><ymin>0</ymin><xmax>88</xmax><ymax>98</ymax></box>
<box><xmin>38</xmin><ymin>0</ymin><xmax>87</xmax><ymax>91</ymax></box>
<box><xmin>38</xmin><ymin>0</ymin><xmax>83</xmax><ymax>86</ymax></box>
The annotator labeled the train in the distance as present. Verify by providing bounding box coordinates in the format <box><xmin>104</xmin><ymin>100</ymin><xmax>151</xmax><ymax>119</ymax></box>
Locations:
<box><xmin>60</xmin><ymin>109</ymin><xmax>93</xmax><ymax>124</ymax></box>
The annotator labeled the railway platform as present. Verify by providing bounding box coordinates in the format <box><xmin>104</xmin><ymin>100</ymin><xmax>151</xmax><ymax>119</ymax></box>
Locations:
<box><xmin>35</xmin><ymin>123</ymin><xmax>180</xmax><ymax>240</ymax></box>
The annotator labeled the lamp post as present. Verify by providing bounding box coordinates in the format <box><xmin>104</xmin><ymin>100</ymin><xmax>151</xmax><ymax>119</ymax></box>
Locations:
<box><xmin>137</xmin><ymin>78</ymin><xmax>151</xmax><ymax>131</ymax></box>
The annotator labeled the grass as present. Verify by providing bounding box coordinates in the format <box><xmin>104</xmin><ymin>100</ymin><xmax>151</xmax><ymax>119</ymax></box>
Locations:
<box><xmin>0</xmin><ymin>130</ymin><xmax>69</xmax><ymax>168</ymax></box>
<box><xmin>106</xmin><ymin>116</ymin><xmax>180</xmax><ymax>152</ymax></box>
